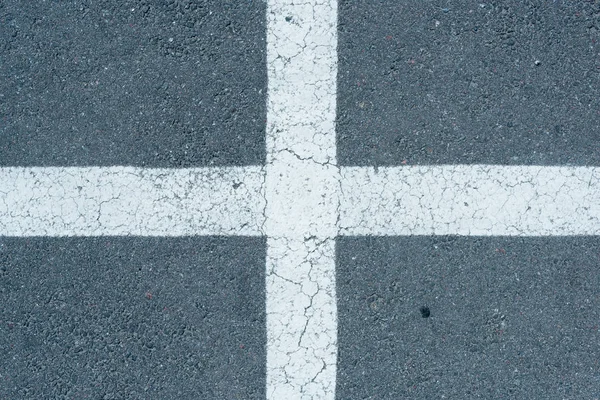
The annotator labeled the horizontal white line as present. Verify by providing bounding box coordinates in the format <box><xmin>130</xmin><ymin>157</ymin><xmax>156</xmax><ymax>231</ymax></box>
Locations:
<box><xmin>339</xmin><ymin>165</ymin><xmax>600</xmax><ymax>236</ymax></box>
<box><xmin>2</xmin><ymin>165</ymin><xmax>598</xmax><ymax>238</ymax></box>
<box><xmin>0</xmin><ymin>167</ymin><xmax>265</xmax><ymax>236</ymax></box>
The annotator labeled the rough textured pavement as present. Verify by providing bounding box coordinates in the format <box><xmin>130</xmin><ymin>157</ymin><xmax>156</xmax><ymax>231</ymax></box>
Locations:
<box><xmin>337</xmin><ymin>236</ymin><xmax>600</xmax><ymax>399</ymax></box>
<box><xmin>0</xmin><ymin>1</ymin><xmax>266</xmax><ymax>167</ymax></box>
<box><xmin>1</xmin><ymin>237</ymin><xmax>266</xmax><ymax>399</ymax></box>
<box><xmin>335</xmin><ymin>1</ymin><xmax>600</xmax><ymax>398</ymax></box>
<box><xmin>337</xmin><ymin>0</ymin><xmax>600</xmax><ymax>166</ymax></box>
<box><xmin>1</xmin><ymin>1</ymin><xmax>268</xmax><ymax>399</ymax></box>
<box><xmin>1</xmin><ymin>1</ymin><xmax>599</xmax><ymax>399</ymax></box>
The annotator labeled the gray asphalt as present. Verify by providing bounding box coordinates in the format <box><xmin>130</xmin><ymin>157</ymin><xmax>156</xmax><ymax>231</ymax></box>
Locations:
<box><xmin>0</xmin><ymin>1</ymin><xmax>266</xmax><ymax>167</ymax></box>
<box><xmin>1</xmin><ymin>1</ymin><xmax>599</xmax><ymax>399</ymax></box>
<box><xmin>1</xmin><ymin>1</ymin><xmax>267</xmax><ymax>399</ymax></box>
<box><xmin>0</xmin><ymin>237</ymin><xmax>266</xmax><ymax>399</ymax></box>
<box><xmin>336</xmin><ymin>2</ymin><xmax>600</xmax><ymax>398</ymax></box>
<box><xmin>337</xmin><ymin>0</ymin><xmax>600</xmax><ymax>166</ymax></box>
<box><xmin>336</xmin><ymin>236</ymin><xmax>600</xmax><ymax>399</ymax></box>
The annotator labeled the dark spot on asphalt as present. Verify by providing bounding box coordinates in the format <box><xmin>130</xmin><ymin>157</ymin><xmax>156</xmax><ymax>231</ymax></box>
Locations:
<box><xmin>420</xmin><ymin>306</ymin><xmax>431</xmax><ymax>318</ymax></box>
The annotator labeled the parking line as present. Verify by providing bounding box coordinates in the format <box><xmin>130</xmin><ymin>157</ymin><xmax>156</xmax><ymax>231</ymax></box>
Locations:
<box><xmin>0</xmin><ymin>166</ymin><xmax>265</xmax><ymax>236</ymax></box>
<box><xmin>339</xmin><ymin>165</ymin><xmax>600</xmax><ymax>236</ymax></box>
<box><xmin>5</xmin><ymin>165</ymin><xmax>596</xmax><ymax>239</ymax></box>
<box><xmin>265</xmin><ymin>1</ymin><xmax>339</xmax><ymax>399</ymax></box>
<box><xmin>2</xmin><ymin>1</ymin><xmax>599</xmax><ymax>399</ymax></box>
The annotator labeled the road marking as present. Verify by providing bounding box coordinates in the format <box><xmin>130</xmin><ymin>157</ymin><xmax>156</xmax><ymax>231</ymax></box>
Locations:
<box><xmin>265</xmin><ymin>1</ymin><xmax>338</xmax><ymax>399</ymax></box>
<box><xmin>4</xmin><ymin>166</ymin><xmax>597</xmax><ymax>239</ymax></box>
<box><xmin>0</xmin><ymin>167</ymin><xmax>265</xmax><ymax>236</ymax></box>
<box><xmin>339</xmin><ymin>166</ymin><xmax>600</xmax><ymax>236</ymax></box>
<box><xmin>1</xmin><ymin>1</ymin><xmax>599</xmax><ymax>399</ymax></box>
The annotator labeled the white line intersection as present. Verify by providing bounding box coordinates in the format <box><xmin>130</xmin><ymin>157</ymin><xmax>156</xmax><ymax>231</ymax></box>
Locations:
<box><xmin>1</xmin><ymin>1</ymin><xmax>599</xmax><ymax>399</ymax></box>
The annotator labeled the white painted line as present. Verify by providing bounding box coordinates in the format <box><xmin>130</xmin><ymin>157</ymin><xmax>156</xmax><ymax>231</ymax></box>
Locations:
<box><xmin>265</xmin><ymin>1</ymin><xmax>338</xmax><ymax>399</ymax></box>
<box><xmin>339</xmin><ymin>165</ymin><xmax>600</xmax><ymax>236</ymax></box>
<box><xmin>0</xmin><ymin>167</ymin><xmax>265</xmax><ymax>236</ymax></box>
<box><xmin>3</xmin><ymin>5</ymin><xmax>599</xmax><ymax>400</ymax></box>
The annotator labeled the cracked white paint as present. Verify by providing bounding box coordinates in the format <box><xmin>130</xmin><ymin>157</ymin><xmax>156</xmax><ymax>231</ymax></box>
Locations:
<box><xmin>2</xmin><ymin>2</ymin><xmax>600</xmax><ymax>399</ymax></box>
<box><xmin>0</xmin><ymin>167</ymin><xmax>265</xmax><ymax>236</ymax></box>
<box><xmin>265</xmin><ymin>1</ymin><xmax>338</xmax><ymax>399</ymax></box>
<box><xmin>4</xmin><ymin>165</ymin><xmax>595</xmax><ymax>239</ymax></box>
<box><xmin>339</xmin><ymin>166</ymin><xmax>600</xmax><ymax>236</ymax></box>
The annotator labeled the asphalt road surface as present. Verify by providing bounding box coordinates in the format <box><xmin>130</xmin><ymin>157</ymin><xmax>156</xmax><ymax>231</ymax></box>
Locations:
<box><xmin>1</xmin><ymin>1</ymin><xmax>599</xmax><ymax>399</ymax></box>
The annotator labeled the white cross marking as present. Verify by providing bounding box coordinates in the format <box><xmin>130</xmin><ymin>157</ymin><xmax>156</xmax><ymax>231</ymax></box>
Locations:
<box><xmin>1</xmin><ymin>1</ymin><xmax>599</xmax><ymax>399</ymax></box>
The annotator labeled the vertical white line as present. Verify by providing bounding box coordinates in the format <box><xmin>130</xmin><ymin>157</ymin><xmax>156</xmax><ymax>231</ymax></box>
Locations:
<box><xmin>265</xmin><ymin>1</ymin><xmax>338</xmax><ymax>399</ymax></box>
